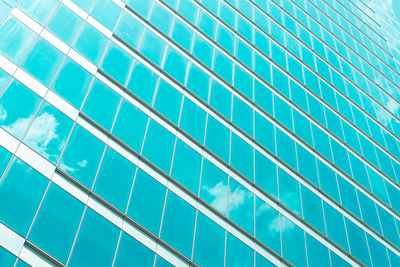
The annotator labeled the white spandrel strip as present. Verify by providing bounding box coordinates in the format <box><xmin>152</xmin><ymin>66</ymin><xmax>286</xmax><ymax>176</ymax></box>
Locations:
<box><xmin>19</xmin><ymin>246</ymin><xmax>52</xmax><ymax>267</ymax></box>
<box><xmin>5</xmin><ymin>6</ymin><xmax>391</xmax><ymax>265</ymax></box>
<box><xmin>0</xmin><ymin>222</ymin><xmax>24</xmax><ymax>257</ymax></box>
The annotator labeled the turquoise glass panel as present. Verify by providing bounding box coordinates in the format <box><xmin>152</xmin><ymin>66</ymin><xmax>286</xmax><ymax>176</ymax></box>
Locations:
<box><xmin>0</xmin><ymin>17</ymin><xmax>36</xmax><ymax>64</ymax></box>
<box><xmin>59</xmin><ymin>125</ymin><xmax>105</xmax><ymax>188</ymax></box>
<box><xmin>142</xmin><ymin>120</ymin><xmax>175</xmax><ymax>174</ymax></box>
<box><xmin>51</xmin><ymin>58</ymin><xmax>93</xmax><ymax>108</ymax></box>
<box><xmin>255</xmin><ymin>197</ymin><xmax>281</xmax><ymax>254</ymax></box>
<box><xmin>91</xmin><ymin>0</ymin><xmax>122</xmax><ymax>30</ymax></box>
<box><xmin>171</xmin><ymin>139</ymin><xmax>202</xmax><ymax>194</ymax></box>
<box><xmin>226</xmin><ymin>233</ymin><xmax>254</xmax><ymax>267</ymax></box>
<box><xmin>161</xmin><ymin>192</ymin><xmax>196</xmax><ymax>258</ymax></box>
<box><xmin>153</xmin><ymin>79</ymin><xmax>182</xmax><ymax>125</ymax></box>
<box><xmin>69</xmin><ymin>208</ymin><xmax>119</xmax><ymax>267</ymax></box>
<box><xmin>18</xmin><ymin>0</ymin><xmax>58</xmax><ymax>24</ymax></box>
<box><xmin>94</xmin><ymin>147</ymin><xmax>136</xmax><ymax>212</ymax></box>
<box><xmin>112</xmin><ymin>100</ymin><xmax>149</xmax><ymax>153</ymax></box>
<box><xmin>128</xmin><ymin>169</ymin><xmax>166</xmax><ymax>235</ymax></box>
<box><xmin>228</xmin><ymin>178</ymin><xmax>254</xmax><ymax>235</ymax></box>
<box><xmin>127</xmin><ymin>61</ymin><xmax>159</xmax><ymax>105</ymax></box>
<box><xmin>200</xmin><ymin>159</ymin><xmax>228</xmax><ymax>215</ymax></box>
<box><xmin>114</xmin><ymin>233</ymin><xmax>155</xmax><ymax>267</ymax></box>
<box><xmin>0</xmin><ymin>247</ymin><xmax>16</xmax><ymax>266</ymax></box>
<box><xmin>21</xmin><ymin>38</ymin><xmax>65</xmax><ymax>87</ymax></box>
<box><xmin>193</xmin><ymin>213</ymin><xmax>225</xmax><ymax>266</ymax></box>
<box><xmin>115</xmin><ymin>12</ymin><xmax>145</xmax><ymax>49</ymax></box>
<box><xmin>0</xmin><ymin>158</ymin><xmax>48</xmax><ymax>236</ymax></box>
<box><xmin>101</xmin><ymin>42</ymin><xmax>134</xmax><ymax>86</ymax></box>
<box><xmin>179</xmin><ymin>98</ymin><xmax>206</xmax><ymax>144</ymax></box>
<box><xmin>82</xmin><ymin>78</ymin><xmax>121</xmax><ymax>130</ymax></box>
<box><xmin>28</xmin><ymin>184</ymin><xmax>84</xmax><ymax>264</ymax></box>
<box><xmin>74</xmin><ymin>23</ymin><xmax>109</xmax><ymax>65</ymax></box>
<box><xmin>23</xmin><ymin>102</ymin><xmax>73</xmax><ymax>164</ymax></box>
<box><xmin>47</xmin><ymin>4</ymin><xmax>83</xmax><ymax>45</ymax></box>
<box><xmin>0</xmin><ymin>80</ymin><xmax>41</xmax><ymax>139</ymax></box>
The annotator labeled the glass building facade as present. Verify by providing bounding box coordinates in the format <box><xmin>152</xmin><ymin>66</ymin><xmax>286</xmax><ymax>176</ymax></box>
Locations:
<box><xmin>0</xmin><ymin>0</ymin><xmax>400</xmax><ymax>266</ymax></box>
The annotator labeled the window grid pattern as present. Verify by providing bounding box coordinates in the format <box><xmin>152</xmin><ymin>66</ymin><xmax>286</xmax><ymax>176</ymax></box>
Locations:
<box><xmin>0</xmin><ymin>0</ymin><xmax>399</xmax><ymax>266</ymax></box>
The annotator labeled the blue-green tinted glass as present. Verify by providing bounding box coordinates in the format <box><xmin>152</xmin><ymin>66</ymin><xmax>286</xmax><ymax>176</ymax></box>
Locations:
<box><xmin>186</xmin><ymin>64</ymin><xmax>210</xmax><ymax>102</ymax></box>
<box><xmin>114</xmin><ymin>233</ymin><xmax>155</xmax><ymax>267</ymax></box>
<box><xmin>200</xmin><ymin>159</ymin><xmax>228</xmax><ymax>215</ymax></box>
<box><xmin>255</xmin><ymin>151</ymin><xmax>278</xmax><ymax>198</ymax></box>
<box><xmin>205</xmin><ymin>116</ymin><xmax>230</xmax><ymax>162</ymax></box>
<box><xmin>127</xmin><ymin>61</ymin><xmax>158</xmax><ymax>105</ymax></box>
<box><xmin>23</xmin><ymin>102</ymin><xmax>73</xmax><ymax>164</ymax></box>
<box><xmin>254</xmin><ymin>113</ymin><xmax>275</xmax><ymax>154</ymax></box>
<box><xmin>324</xmin><ymin>202</ymin><xmax>349</xmax><ymax>252</ymax></box>
<box><xmin>74</xmin><ymin>23</ymin><xmax>109</xmax><ymax>65</ymax></box>
<box><xmin>0</xmin><ymin>158</ymin><xmax>48</xmax><ymax>236</ymax></box>
<box><xmin>82</xmin><ymin>78</ymin><xmax>121</xmax><ymax>130</ymax></box>
<box><xmin>70</xmin><ymin>0</ymin><xmax>94</xmax><ymax>12</ymax></box>
<box><xmin>301</xmin><ymin>185</ymin><xmax>325</xmax><ymax>234</ymax></box>
<box><xmin>210</xmin><ymin>79</ymin><xmax>231</xmax><ymax>119</ymax></box>
<box><xmin>21</xmin><ymin>38</ymin><xmax>64</xmax><ymax>87</ymax></box>
<box><xmin>0</xmin><ymin>146</ymin><xmax>12</xmax><ymax>177</ymax></box>
<box><xmin>171</xmin><ymin>19</ymin><xmax>194</xmax><ymax>52</ymax></box>
<box><xmin>153</xmin><ymin>79</ymin><xmax>182</xmax><ymax>125</ymax></box>
<box><xmin>28</xmin><ymin>184</ymin><xmax>84</xmax><ymax>264</ymax></box>
<box><xmin>155</xmin><ymin>256</ymin><xmax>174</xmax><ymax>267</ymax></box>
<box><xmin>232</xmin><ymin>96</ymin><xmax>253</xmax><ymax>136</ymax></box>
<box><xmin>128</xmin><ymin>169</ymin><xmax>166</xmax><ymax>235</ymax></box>
<box><xmin>101</xmin><ymin>42</ymin><xmax>134</xmax><ymax>86</ymax></box>
<box><xmin>0</xmin><ymin>246</ymin><xmax>16</xmax><ymax>266</ymax></box>
<box><xmin>149</xmin><ymin>3</ymin><xmax>173</xmax><ymax>35</ymax></box>
<box><xmin>51</xmin><ymin>58</ymin><xmax>93</xmax><ymax>108</ymax></box>
<box><xmin>115</xmin><ymin>12</ymin><xmax>145</xmax><ymax>49</ymax></box>
<box><xmin>112</xmin><ymin>100</ymin><xmax>148</xmax><ymax>152</ymax></box>
<box><xmin>306</xmin><ymin>234</ymin><xmax>330</xmax><ymax>266</ymax></box>
<box><xmin>193</xmin><ymin>34</ymin><xmax>213</xmax><ymax>68</ymax></box>
<box><xmin>0</xmin><ymin>80</ymin><xmax>41</xmax><ymax>139</ymax></box>
<box><xmin>0</xmin><ymin>2</ymin><xmax>11</xmax><ymax>25</ymax></box>
<box><xmin>69</xmin><ymin>208</ymin><xmax>119</xmax><ymax>267</ymax></box>
<box><xmin>59</xmin><ymin>125</ymin><xmax>105</xmax><ymax>188</ymax></box>
<box><xmin>226</xmin><ymin>233</ymin><xmax>254</xmax><ymax>267</ymax></box>
<box><xmin>47</xmin><ymin>4</ymin><xmax>83</xmax><ymax>45</ymax></box>
<box><xmin>179</xmin><ymin>98</ymin><xmax>206</xmax><ymax>143</ymax></box>
<box><xmin>276</xmin><ymin>129</ymin><xmax>297</xmax><ymax>170</ymax></box>
<box><xmin>127</xmin><ymin>0</ymin><xmax>153</xmax><ymax>18</ymax></box>
<box><xmin>193</xmin><ymin>213</ymin><xmax>225</xmax><ymax>266</ymax></box>
<box><xmin>18</xmin><ymin>0</ymin><xmax>58</xmax><ymax>24</ymax></box>
<box><xmin>142</xmin><ymin>120</ymin><xmax>175</xmax><ymax>174</ymax></box>
<box><xmin>255</xmin><ymin>197</ymin><xmax>281</xmax><ymax>254</ymax></box>
<box><xmin>345</xmin><ymin>218</ymin><xmax>371</xmax><ymax>266</ymax></box>
<box><xmin>231</xmin><ymin>133</ymin><xmax>254</xmax><ymax>180</ymax></box>
<box><xmin>91</xmin><ymin>0</ymin><xmax>121</xmax><ymax>30</ymax></box>
<box><xmin>228</xmin><ymin>178</ymin><xmax>254</xmax><ymax>235</ymax></box>
<box><xmin>0</xmin><ymin>17</ymin><xmax>36</xmax><ymax>64</ymax></box>
<box><xmin>279</xmin><ymin>169</ymin><xmax>301</xmax><ymax>216</ymax></box>
<box><xmin>94</xmin><ymin>147</ymin><xmax>136</xmax><ymax>212</ymax></box>
<box><xmin>0</xmin><ymin>69</ymin><xmax>9</xmax><ymax>91</ymax></box>
<box><xmin>139</xmin><ymin>29</ymin><xmax>167</xmax><ymax>67</ymax></box>
<box><xmin>256</xmin><ymin>253</ymin><xmax>275</xmax><ymax>267</ymax></box>
<box><xmin>281</xmin><ymin>217</ymin><xmax>307</xmax><ymax>267</ymax></box>
<box><xmin>171</xmin><ymin>139</ymin><xmax>202</xmax><ymax>194</ymax></box>
<box><xmin>163</xmin><ymin>46</ymin><xmax>188</xmax><ymax>84</ymax></box>
<box><xmin>161</xmin><ymin>191</ymin><xmax>196</xmax><ymax>258</ymax></box>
